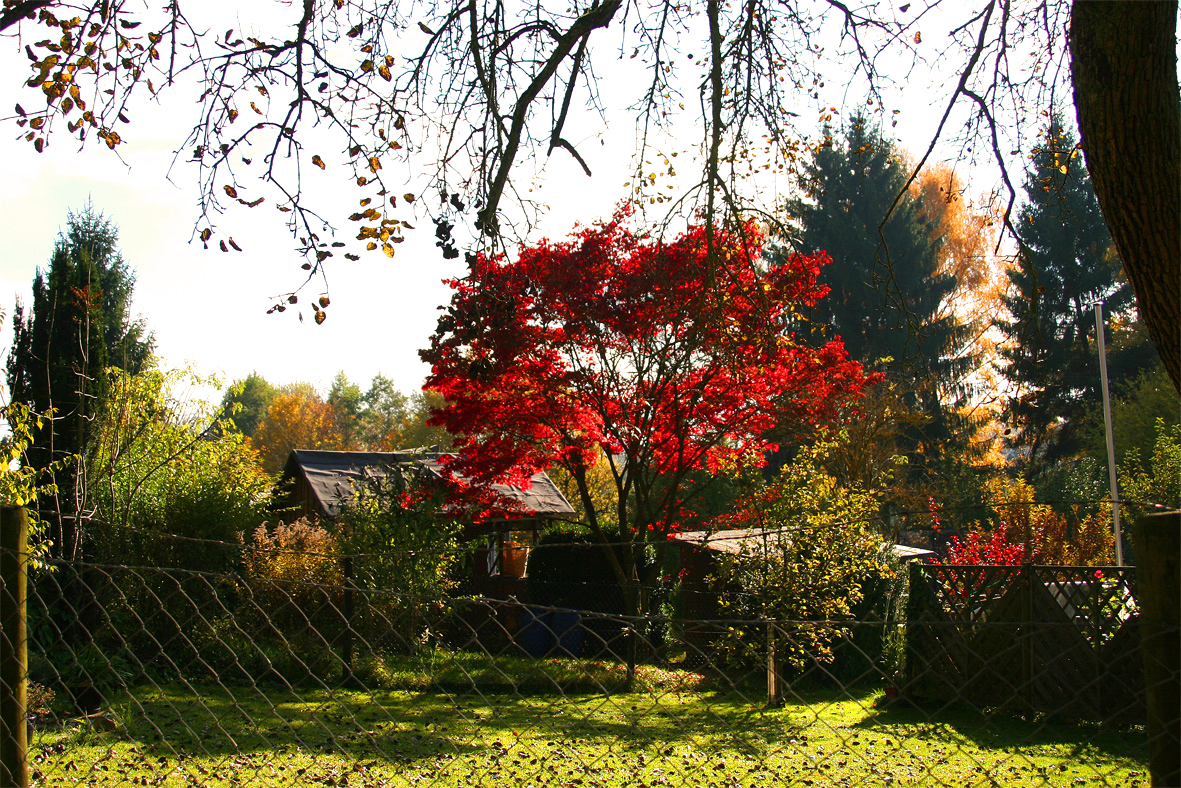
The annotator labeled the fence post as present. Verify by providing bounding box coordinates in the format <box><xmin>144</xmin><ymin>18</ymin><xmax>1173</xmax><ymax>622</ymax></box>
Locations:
<box><xmin>1132</xmin><ymin>512</ymin><xmax>1179</xmax><ymax>788</ymax></box>
<box><xmin>903</xmin><ymin>562</ymin><xmax>924</xmax><ymax>695</ymax></box>
<box><xmin>341</xmin><ymin>553</ymin><xmax>356</xmax><ymax>688</ymax></box>
<box><xmin>1</xmin><ymin>506</ymin><xmax>29</xmax><ymax>788</ymax></box>
<box><xmin>765</xmin><ymin>619</ymin><xmax>782</xmax><ymax>707</ymax></box>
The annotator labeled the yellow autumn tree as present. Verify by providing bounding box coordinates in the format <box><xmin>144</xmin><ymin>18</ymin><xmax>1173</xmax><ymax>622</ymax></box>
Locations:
<box><xmin>249</xmin><ymin>386</ymin><xmax>344</xmax><ymax>474</ymax></box>
<box><xmin>914</xmin><ymin>163</ymin><xmax>1009</xmax><ymax>466</ymax></box>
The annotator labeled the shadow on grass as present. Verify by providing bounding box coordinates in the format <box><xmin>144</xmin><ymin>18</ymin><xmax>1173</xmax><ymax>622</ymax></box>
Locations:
<box><xmin>37</xmin><ymin>653</ymin><xmax>1145</xmax><ymax>780</ymax></box>
<box><xmin>67</xmin><ymin>674</ymin><xmax>803</xmax><ymax>765</ymax></box>
<box><xmin>856</xmin><ymin>697</ymin><xmax>1147</xmax><ymax>766</ymax></box>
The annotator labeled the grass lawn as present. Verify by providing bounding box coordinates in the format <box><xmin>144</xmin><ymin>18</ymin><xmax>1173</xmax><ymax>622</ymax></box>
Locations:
<box><xmin>29</xmin><ymin>657</ymin><xmax>1147</xmax><ymax>787</ymax></box>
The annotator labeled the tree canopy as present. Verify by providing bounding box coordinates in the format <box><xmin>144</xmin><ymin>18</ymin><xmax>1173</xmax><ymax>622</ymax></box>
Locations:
<box><xmin>995</xmin><ymin>120</ymin><xmax>1144</xmax><ymax>472</ymax></box>
<box><xmin>3</xmin><ymin>0</ymin><xmax>1176</xmax><ymax>388</ymax></box>
<box><xmin>5</xmin><ymin>205</ymin><xmax>154</xmax><ymax>558</ymax></box>
<box><xmin>421</xmin><ymin>209</ymin><xmax>876</xmax><ymax>608</ymax></box>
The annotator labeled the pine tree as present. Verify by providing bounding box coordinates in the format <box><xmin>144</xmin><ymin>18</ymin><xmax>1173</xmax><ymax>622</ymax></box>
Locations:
<box><xmin>6</xmin><ymin>206</ymin><xmax>154</xmax><ymax>558</ymax></box>
<box><xmin>783</xmin><ymin>115</ymin><xmax>974</xmax><ymax>491</ymax></box>
<box><xmin>997</xmin><ymin>118</ymin><xmax>1140</xmax><ymax>472</ymax></box>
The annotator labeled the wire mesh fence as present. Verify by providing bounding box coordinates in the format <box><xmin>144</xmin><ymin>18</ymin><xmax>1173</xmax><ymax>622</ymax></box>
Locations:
<box><xmin>1</xmin><ymin>516</ymin><xmax>1175</xmax><ymax>788</ymax></box>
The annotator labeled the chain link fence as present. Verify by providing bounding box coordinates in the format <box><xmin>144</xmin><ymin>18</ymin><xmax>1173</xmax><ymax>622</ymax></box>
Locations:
<box><xmin>1</xmin><ymin>508</ymin><xmax>1176</xmax><ymax>787</ymax></box>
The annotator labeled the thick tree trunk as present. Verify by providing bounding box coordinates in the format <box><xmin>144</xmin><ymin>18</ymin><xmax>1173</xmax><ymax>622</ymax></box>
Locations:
<box><xmin>1070</xmin><ymin>1</ymin><xmax>1181</xmax><ymax>392</ymax></box>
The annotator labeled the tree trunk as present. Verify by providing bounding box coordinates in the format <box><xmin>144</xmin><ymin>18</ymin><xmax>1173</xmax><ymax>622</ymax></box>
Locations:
<box><xmin>1070</xmin><ymin>1</ymin><xmax>1181</xmax><ymax>392</ymax></box>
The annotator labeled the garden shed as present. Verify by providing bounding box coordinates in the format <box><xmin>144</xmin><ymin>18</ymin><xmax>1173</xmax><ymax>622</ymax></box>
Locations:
<box><xmin>280</xmin><ymin>448</ymin><xmax>577</xmax><ymax>586</ymax></box>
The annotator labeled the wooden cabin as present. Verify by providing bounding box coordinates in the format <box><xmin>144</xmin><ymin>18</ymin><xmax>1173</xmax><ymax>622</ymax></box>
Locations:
<box><xmin>279</xmin><ymin>448</ymin><xmax>577</xmax><ymax>595</ymax></box>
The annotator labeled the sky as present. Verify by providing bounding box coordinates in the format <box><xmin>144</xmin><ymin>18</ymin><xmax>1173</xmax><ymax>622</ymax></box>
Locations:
<box><xmin>0</xmin><ymin>1</ymin><xmax>1019</xmax><ymax>403</ymax></box>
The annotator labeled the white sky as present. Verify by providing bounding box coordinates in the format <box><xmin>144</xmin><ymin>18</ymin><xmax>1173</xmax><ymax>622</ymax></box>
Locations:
<box><xmin>0</xmin><ymin>1</ymin><xmax>1022</xmax><ymax>402</ymax></box>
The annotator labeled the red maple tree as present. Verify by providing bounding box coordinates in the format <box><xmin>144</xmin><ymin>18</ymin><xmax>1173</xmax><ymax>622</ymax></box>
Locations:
<box><xmin>421</xmin><ymin>208</ymin><xmax>877</xmax><ymax>613</ymax></box>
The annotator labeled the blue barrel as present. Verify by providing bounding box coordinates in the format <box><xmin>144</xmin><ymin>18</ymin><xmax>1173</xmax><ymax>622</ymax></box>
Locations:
<box><xmin>517</xmin><ymin>607</ymin><xmax>552</xmax><ymax>658</ymax></box>
<box><xmin>550</xmin><ymin>610</ymin><xmax>584</xmax><ymax>658</ymax></box>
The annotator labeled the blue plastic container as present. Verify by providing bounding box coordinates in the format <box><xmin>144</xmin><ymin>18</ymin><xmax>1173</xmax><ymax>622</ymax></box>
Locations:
<box><xmin>517</xmin><ymin>607</ymin><xmax>552</xmax><ymax>658</ymax></box>
<box><xmin>550</xmin><ymin>610</ymin><xmax>585</xmax><ymax>658</ymax></box>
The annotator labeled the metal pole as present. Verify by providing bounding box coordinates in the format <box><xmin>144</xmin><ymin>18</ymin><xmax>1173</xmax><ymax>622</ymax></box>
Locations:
<box><xmin>1093</xmin><ymin>302</ymin><xmax>1123</xmax><ymax>565</ymax></box>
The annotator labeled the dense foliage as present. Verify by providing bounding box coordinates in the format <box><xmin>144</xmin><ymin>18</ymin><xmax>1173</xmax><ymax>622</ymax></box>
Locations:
<box><xmin>783</xmin><ymin>117</ymin><xmax>981</xmax><ymax>508</ymax></box>
<box><xmin>6</xmin><ymin>207</ymin><xmax>154</xmax><ymax>558</ymax></box>
<box><xmin>336</xmin><ymin>471</ymin><xmax>463</xmax><ymax>601</ymax></box>
<box><xmin>996</xmin><ymin>120</ymin><xmax>1149</xmax><ymax>473</ymax></box>
<box><xmin>929</xmin><ymin>475</ymin><xmax>1115</xmax><ymax>567</ymax></box>
<box><xmin>709</xmin><ymin>435</ymin><xmax>902</xmax><ymax>669</ymax></box>
<box><xmin>88</xmin><ymin>366</ymin><xmax>274</xmax><ymax>571</ymax></box>
<box><xmin>423</xmin><ymin>209</ymin><xmax>875</xmax><ymax>614</ymax></box>
<box><xmin>1119</xmin><ymin>419</ymin><xmax>1181</xmax><ymax>520</ymax></box>
<box><xmin>230</xmin><ymin>373</ymin><xmax>452</xmax><ymax>474</ymax></box>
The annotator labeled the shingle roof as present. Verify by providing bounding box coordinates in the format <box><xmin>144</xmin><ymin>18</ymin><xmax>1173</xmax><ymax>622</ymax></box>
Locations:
<box><xmin>284</xmin><ymin>448</ymin><xmax>577</xmax><ymax>520</ymax></box>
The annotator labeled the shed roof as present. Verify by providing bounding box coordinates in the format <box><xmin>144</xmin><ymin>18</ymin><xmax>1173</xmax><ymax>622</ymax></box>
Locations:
<box><xmin>672</xmin><ymin>527</ymin><xmax>935</xmax><ymax>562</ymax></box>
<box><xmin>283</xmin><ymin>448</ymin><xmax>577</xmax><ymax>520</ymax></box>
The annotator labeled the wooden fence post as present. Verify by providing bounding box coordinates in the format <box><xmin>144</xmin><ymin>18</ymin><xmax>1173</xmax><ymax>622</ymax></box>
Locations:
<box><xmin>1132</xmin><ymin>511</ymin><xmax>1179</xmax><ymax>788</ymax></box>
<box><xmin>903</xmin><ymin>562</ymin><xmax>924</xmax><ymax>695</ymax></box>
<box><xmin>766</xmin><ymin>619</ymin><xmax>782</xmax><ymax>707</ymax></box>
<box><xmin>1</xmin><ymin>506</ymin><xmax>29</xmax><ymax>788</ymax></box>
<box><xmin>341</xmin><ymin>553</ymin><xmax>356</xmax><ymax>688</ymax></box>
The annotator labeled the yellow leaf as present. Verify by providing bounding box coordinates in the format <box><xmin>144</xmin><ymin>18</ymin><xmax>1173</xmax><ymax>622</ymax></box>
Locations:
<box><xmin>913</xmin><ymin>31</ymin><xmax>921</xmax><ymax>44</ymax></box>
<box><xmin>378</xmin><ymin>64</ymin><xmax>391</xmax><ymax>81</ymax></box>
<box><xmin>312</xmin><ymin>154</ymin><xmax>326</xmax><ymax>169</ymax></box>
<box><xmin>224</xmin><ymin>185</ymin><xmax>238</xmax><ymax>198</ymax></box>
<box><xmin>1058</xmin><ymin>165</ymin><xmax>1067</xmax><ymax>174</ymax></box>
<box><xmin>382</xmin><ymin>243</ymin><xmax>394</xmax><ymax>257</ymax></box>
<box><xmin>368</xmin><ymin>156</ymin><xmax>381</xmax><ymax>172</ymax></box>
<box><xmin>360</xmin><ymin>59</ymin><xmax>374</xmax><ymax>73</ymax></box>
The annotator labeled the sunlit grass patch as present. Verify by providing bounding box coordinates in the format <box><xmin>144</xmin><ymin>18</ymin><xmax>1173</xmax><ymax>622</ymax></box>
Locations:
<box><xmin>30</xmin><ymin>670</ymin><xmax>1147</xmax><ymax>787</ymax></box>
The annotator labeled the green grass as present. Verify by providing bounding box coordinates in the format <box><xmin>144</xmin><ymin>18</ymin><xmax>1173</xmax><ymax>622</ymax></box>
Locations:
<box><xmin>29</xmin><ymin>660</ymin><xmax>1147</xmax><ymax>788</ymax></box>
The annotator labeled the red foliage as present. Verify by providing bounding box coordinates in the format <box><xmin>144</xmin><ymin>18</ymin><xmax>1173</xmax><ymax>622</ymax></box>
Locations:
<box><xmin>940</xmin><ymin>523</ymin><xmax>1039</xmax><ymax>566</ymax></box>
<box><xmin>421</xmin><ymin>208</ymin><xmax>877</xmax><ymax>543</ymax></box>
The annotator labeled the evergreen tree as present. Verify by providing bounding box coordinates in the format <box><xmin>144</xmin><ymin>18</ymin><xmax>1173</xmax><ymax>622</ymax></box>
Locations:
<box><xmin>783</xmin><ymin>115</ymin><xmax>974</xmax><ymax>492</ymax></box>
<box><xmin>6</xmin><ymin>206</ymin><xmax>154</xmax><ymax>558</ymax></box>
<box><xmin>997</xmin><ymin>118</ymin><xmax>1142</xmax><ymax>472</ymax></box>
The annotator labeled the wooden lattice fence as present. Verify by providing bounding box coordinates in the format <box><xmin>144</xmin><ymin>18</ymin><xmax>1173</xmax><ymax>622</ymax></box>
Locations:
<box><xmin>904</xmin><ymin>564</ymin><xmax>1144</xmax><ymax>722</ymax></box>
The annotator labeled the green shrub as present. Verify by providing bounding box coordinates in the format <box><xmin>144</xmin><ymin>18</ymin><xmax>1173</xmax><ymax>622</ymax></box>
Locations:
<box><xmin>709</xmin><ymin>435</ymin><xmax>900</xmax><ymax>673</ymax></box>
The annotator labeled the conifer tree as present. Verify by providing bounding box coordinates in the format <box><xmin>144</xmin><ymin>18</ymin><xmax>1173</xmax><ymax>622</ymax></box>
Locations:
<box><xmin>784</xmin><ymin>116</ymin><xmax>973</xmax><ymax>491</ymax></box>
<box><xmin>996</xmin><ymin>118</ymin><xmax>1141</xmax><ymax>472</ymax></box>
<box><xmin>6</xmin><ymin>206</ymin><xmax>155</xmax><ymax>558</ymax></box>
